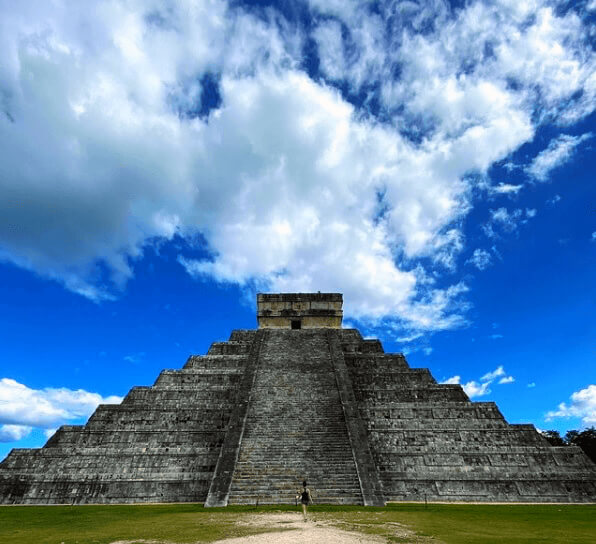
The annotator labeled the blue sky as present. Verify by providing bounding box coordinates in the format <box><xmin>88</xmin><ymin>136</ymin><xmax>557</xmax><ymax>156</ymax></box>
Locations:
<box><xmin>0</xmin><ymin>0</ymin><xmax>595</xmax><ymax>461</ymax></box>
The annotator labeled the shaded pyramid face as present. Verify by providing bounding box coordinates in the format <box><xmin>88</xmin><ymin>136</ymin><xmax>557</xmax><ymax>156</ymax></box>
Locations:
<box><xmin>1</xmin><ymin>294</ymin><xmax>595</xmax><ymax>505</ymax></box>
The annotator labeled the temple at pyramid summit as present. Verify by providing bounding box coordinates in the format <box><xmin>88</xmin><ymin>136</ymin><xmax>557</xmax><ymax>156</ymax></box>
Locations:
<box><xmin>1</xmin><ymin>293</ymin><xmax>595</xmax><ymax>505</ymax></box>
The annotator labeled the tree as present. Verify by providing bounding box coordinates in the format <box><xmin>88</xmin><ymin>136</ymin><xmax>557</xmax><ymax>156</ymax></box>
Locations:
<box><xmin>541</xmin><ymin>428</ymin><xmax>596</xmax><ymax>464</ymax></box>
<box><xmin>542</xmin><ymin>430</ymin><xmax>566</xmax><ymax>446</ymax></box>
<box><xmin>565</xmin><ymin>427</ymin><xmax>596</xmax><ymax>464</ymax></box>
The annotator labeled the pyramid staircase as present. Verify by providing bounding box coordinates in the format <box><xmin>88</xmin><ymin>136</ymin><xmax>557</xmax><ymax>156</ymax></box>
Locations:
<box><xmin>226</xmin><ymin>329</ymin><xmax>362</xmax><ymax>504</ymax></box>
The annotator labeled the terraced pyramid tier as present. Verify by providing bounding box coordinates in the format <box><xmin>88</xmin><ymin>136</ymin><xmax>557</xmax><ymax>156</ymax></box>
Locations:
<box><xmin>0</xmin><ymin>331</ymin><xmax>257</xmax><ymax>504</ymax></box>
<box><xmin>1</xmin><ymin>317</ymin><xmax>595</xmax><ymax>505</ymax></box>
<box><xmin>339</xmin><ymin>329</ymin><xmax>596</xmax><ymax>502</ymax></box>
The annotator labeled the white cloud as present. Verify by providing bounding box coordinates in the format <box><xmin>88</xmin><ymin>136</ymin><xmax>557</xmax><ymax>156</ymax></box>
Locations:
<box><xmin>440</xmin><ymin>375</ymin><xmax>490</xmax><ymax>398</ymax></box>
<box><xmin>0</xmin><ymin>1</ymin><xmax>594</xmax><ymax>336</ymax></box>
<box><xmin>0</xmin><ymin>424</ymin><xmax>32</xmax><ymax>443</ymax></box>
<box><xmin>377</xmin><ymin>2</ymin><xmax>596</xmax><ymax>130</ymax></box>
<box><xmin>396</xmin><ymin>332</ymin><xmax>424</xmax><ymax>343</ymax></box>
<box><xmin>307</xmin><ymin>0</ymin><xmax>361</xmax><ymax>19</ymax></box>
<box><xmin>547</xmin><ymin>194</ymin><xmax>561</xmax><ymax>206</ymax></box>
<box><xmin>491</xmin><ymin>183</ymin><xmax>523</xmax><ymax>195</ymax></box>
<box><xmin>490</xmin><ymin>333</ymin><xmax>504</xmax><ymax>339</ymax></box>
<box><xmin>467</xmin><ymin>248</ymin><xmax>492</xmax><ymax>270</ymax></box>
<box><xmin>311</xmin><ymin>2</ymin><xmax>386</xmax><ymax>90</ymax></box>
<box><xmin>527</xmin><ymin>382</ymin><xmax>536</xmax><ymax>388</ymax></box>
<box><xmin>312</xmin><ymin>20</ymin><xmax>346</xmax><ymax>81</ymax></box>
<box><xmin>174</xmin><ymin>68</ymin><xmax>474</xmax><ymax>331</ymax></box>
<box><xmin>545</xmin><ymin>384</ymin><xmax>596</xmax><ymax>427</ymax></box>
<box><xmin>591</xmin><ymin>232</ymin><xmax>596</xmax><ymax>242</ymax></box>
<box><xmin>123</xmin><ymin>352</ymin><xmax>145</xmax><ymax>364</ymax></box>
<box><xmin>481</xmin><ymin>365</ymin><xmax>506</xmax><ymax>382</ymax></box>
<box><xmin>0</xmin><ymin>2</ymin><xmax>470</xmax><ymax>332</ymax></box>
<box><xmin>526</xmin><ymin>133</ymin><xmax>592</xmax><ymax>181</ymax></box>
<box><xmin>0</xmin><ymin>378</ymin><xmax>122</xmax><ymax>432</ymax></box>
<box><xmin>491</xmin><ymin>208</ymin><xmax>514</xmax><ymax>224</ymax></box>
<box><xmin>442</xmin><ymin>364</ymin><xmax>514</xmax><ymax>398</ymax></box>
<box><xmin>462</xmin><ymin>380</ymin><xmax>492</xmax><ymax>398</ymax></box>
<box><xmin>484</xmin><ymin>207</ymin><xmax>537</xmax><ymax>237</ymax></box>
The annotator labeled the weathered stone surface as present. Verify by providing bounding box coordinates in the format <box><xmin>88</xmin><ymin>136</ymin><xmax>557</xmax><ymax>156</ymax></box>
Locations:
<box><xmin>327</xmin><ymin>330</ymin><xmax>385</xmax><ymax>506</ymax></box>
<box><xmin>205</xmin><ymin>330</ymin><xmax>265</xmax><ymax>507</ymax></box>
<box><xmin>225</xmin><ymin>329</ymin><xmax>374</xmax><ymax>505</ymax></box>
<box><xmin>0</xmin><ymin>334</ymin><xmax>256</xmax><ymax>505</ymax></box>
<box><xmin>341</xmin><ymin>328</ymin><xmax>596</xmax><ymax>503</ymax></box>
<box><xmin>257</xmin><ymin>292</ymin><xmax>343</xmax><ymax>329</ymax></box>
<box><xmin>0</xmin><ymin>293</ymin><xmax>595</xmax><ymax>504</ymax></box>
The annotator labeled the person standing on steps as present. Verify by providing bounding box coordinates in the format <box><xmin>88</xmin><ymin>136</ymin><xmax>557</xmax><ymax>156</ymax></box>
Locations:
<box><xmin>296</xmin><ymin>480</ymin><xmax>313</xmax><ymax>521</ymax></box>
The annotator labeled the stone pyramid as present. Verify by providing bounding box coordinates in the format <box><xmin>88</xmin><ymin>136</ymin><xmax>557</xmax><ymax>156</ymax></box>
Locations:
<box><xmin>1</xmin><ymin>293</ymin><xmax>595</xmax><ymax>505</ymax></box>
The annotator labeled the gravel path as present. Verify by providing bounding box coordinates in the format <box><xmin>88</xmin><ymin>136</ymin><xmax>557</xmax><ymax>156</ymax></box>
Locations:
<box><xmin>108</xmin><ymin>512</ymin><xmax>420</xmax><ymax>544</ymax></box>
<box><xmin>216</xmin><ymin>512</ymin><xmax>388</xmax><ymax>543</ymax></box>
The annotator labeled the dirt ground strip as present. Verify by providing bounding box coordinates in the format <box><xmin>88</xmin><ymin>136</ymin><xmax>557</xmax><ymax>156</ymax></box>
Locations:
<box><xmin>108</xmin><ymin>512</ymin><xmax>439</xmax><ymax>544</ymax></box>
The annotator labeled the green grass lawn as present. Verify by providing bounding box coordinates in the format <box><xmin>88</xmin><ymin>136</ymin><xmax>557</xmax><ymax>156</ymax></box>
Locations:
<box><xmin>316</xmin><ymin>503</ymin><xmax>596</xmax><ymax>544</ymax></box>
<box><xmin>0</xmin><ymin>503</ymin><xmax>594</xmax><ymax>544</ymax></box>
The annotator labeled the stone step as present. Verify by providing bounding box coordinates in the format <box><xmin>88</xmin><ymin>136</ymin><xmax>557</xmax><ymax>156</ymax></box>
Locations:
<box><xmin>232</xmin><ymin>466</ymin><xmax>361</xmax><ymax>474</ymax></box>
<box><xmin>354</xmin><ymin>386</ymin><xmax>469</xmax><ymax>402</ymax></box>
<box><xmin>226</xmin><ymin>330</ymin><xmax>363</xmax><ymax>505</ymax></box>
<box><xmin>231</xmin><ymin>481</ymin><xmax>361</xmax><ymax>489</ymax></box>
<box><xmin>183</xmin><ymin>355</ymin><xmax>248</xmax><ymax>370</ymax></box>
<box><xmin>228</xmin><ymin>330</ymin><xmax>258</xmax><ymax>342</ymax></box>
<box><xmin>208</xmin><ymin>342</ymin><xmax>252</xmax><ymax>356</ymax></box>
<box><xmin>236</xmin><ymin>449</ymin><xmax>355</xmax><ymax>457</ymax></box>
<box><xmin>230</xmin><ymin>480</ymin><xmax>361</xmax><ymax>488</ymax></box>
<box><xmin>232</xmin><ymin>482</ymin><xmax>361</xmax><ymax>489</ymax></box>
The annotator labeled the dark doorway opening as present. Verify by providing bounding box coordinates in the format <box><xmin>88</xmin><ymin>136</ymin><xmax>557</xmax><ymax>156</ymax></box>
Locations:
<box><xmin>291</xmin><ymin>320</ymin><xmax>301</xmax><ymax>330</ymax></box>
